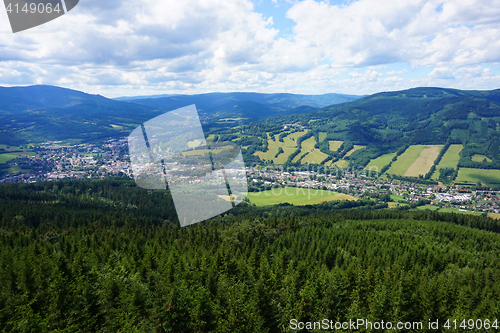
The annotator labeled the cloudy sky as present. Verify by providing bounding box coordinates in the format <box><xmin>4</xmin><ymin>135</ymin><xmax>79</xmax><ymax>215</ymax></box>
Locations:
<box><xmin>1</xmin><ymin>0</ymin><xmax>500</xmax><ymax>97</ymax></box>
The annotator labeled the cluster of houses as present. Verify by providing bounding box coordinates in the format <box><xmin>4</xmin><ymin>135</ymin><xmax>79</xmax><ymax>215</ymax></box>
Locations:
<box><xmin>1</xmin><ymin>139</ymin><xmax>499</xmax><ymax>215</ymax></box>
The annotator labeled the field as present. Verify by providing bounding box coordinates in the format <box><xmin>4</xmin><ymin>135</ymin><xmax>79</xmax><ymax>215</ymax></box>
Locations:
<box><xmin>344</xmin><ymin>145</ymin><xmax>366</xmax><ymax>157</ymax></box>
<box><xmin>456</xmin><ymin>168</ymin><xmax>500</xmax><ymax>185</ymax></box>
<box><xmin>301</xmin><ymin>149</ymin><xmax>329</xmax><ymax>164</ymax></box>
<box><xmin>388</xmin><ymin>145</ymin><xmax>443</xmax><ymax>177</ymax></box>
<box><xmin>247</xmin><ymin>186</ymin><xmax>357</xmax><ymax>206</ymax></box>
<box><xmin>365</xmin><ymin>153</ymin><xmax>396</xmax><ymax>173</ymax></box>
<box><xmin>472</xmin><ymin>154</ymin><xmax>492</xmax><ymax>162</ymax></box>
<box><xmin>182</xmin><ymin>144</ymin><xmax>233</xmax><ymax>156</ymax></box>
<box><xmin>328</xmin><ymin>140</ymin><xmax>343</xmax><ymax>152</ymax></box>
<box><xmin>0</xmin><ymin>144</ymin><xmax>35</xmax><ymax>164</ymax></box>
<box><xmin>324</xmin><ymin>159</ymin><xmax>349</xmax><ymax>168</ymax></box>
<box><xmin>254</xmin><ymin>131</ymin><xmax>306</xmax><ymax>164</ymax></box>
<box><xmin>318</xmin><ymin>132</ymin><xmax>327</xmax><ymax>142</ymax></box>
<box><xmin>285</xmin><ymin>136</ymin><xmax>328</xmax><ymax>165</ymax></box>
<box><xmin>489</xmin><ymin>212</ymin><xmax>500</xmax><ymax>220</ymax></box>
<box><xmin>433</xmin><ymin>144</ymin><xmax>463</xmax><ymax>179</ymax></box>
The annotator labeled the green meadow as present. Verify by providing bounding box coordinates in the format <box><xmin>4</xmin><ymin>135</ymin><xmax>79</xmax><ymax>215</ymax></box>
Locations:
<box><xmin>365</xmin><ymin>152</ymin><xmax>396</xmax><ymax>172</ymax></box>
<box><xmin>388</xmin><ymin>145</ymin><xmax>442</xmax><ymax>177</ymax></box>
<box><xmin>328</xmin><ymin>140</ymin><xmax>343</xmax><ymax>152</ymax></box>
<box><xmin>247</xmin><ymin>186</ymin><xmax>357</xmax><ymax>206</ymax></box>
<box><xmin>433</xmin><ymin>144</ymin><xmax>463</xmax><ymax>179</ymax></box>
<box><xmin>456</xmin><ymin>168</ymin><xmax>500</xmax><ymax>185</ymax></box>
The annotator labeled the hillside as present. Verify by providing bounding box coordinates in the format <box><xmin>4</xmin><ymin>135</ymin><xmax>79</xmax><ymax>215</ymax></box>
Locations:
<box><xmin>203</xmin><ymin>87</ymin><xmax>500</xmax><ymax>184</ymax></box>
<box><xmin>0</xmin><ymin>86</ymin><xmax>360</xmax><ymax>146</ymax></box>
<box><xmin>0</xmin><ymin>85</ymin><xmax>165</xmax><ymax>145</ymax></box>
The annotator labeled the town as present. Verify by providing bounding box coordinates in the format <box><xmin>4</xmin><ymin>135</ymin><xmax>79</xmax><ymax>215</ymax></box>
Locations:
<box><xmin>1</xmin><ymin>138</ymin><xmax>499</xmax><ymax>217</ymax></box>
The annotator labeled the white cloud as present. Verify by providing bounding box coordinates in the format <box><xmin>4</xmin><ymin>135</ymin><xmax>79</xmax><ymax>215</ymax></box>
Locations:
<box><xmin>0</xmin><ymin>0</ymin><xmax>499</xmax><ymax>96</ymax></box>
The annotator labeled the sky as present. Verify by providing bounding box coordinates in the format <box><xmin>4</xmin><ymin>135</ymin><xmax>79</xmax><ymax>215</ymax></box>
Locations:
<box><xmin>0</xmin><ymin>0</ymin><xmax>500</xmax><ymax>98</ymax></box>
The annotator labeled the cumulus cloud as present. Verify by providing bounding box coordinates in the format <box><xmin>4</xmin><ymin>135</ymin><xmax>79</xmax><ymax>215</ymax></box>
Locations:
<box><xmin>0</xmin><ymin>0</ymin><xmax>499</xmax><ymax>96</ymax></box>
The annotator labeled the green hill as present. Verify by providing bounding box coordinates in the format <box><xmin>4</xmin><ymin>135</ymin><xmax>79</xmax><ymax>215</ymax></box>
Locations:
<box><xmin>231</xmin><ymin>87</ymin><xmax>500</xmax><ymax>174</ymax></box>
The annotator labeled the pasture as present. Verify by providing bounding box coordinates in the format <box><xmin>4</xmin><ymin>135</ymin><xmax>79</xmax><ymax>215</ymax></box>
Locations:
<box><xmin>0</xmin><ymin>144</ymin><xmax>35</xmax><ymax>164</ymax></box>
<box><xmin>254</xmin><ymin>131</ymin><xmax>307</xmax><ymax>164</ymax></box>
<box><xmin>328</xmin><ymin>140</ymin><xmax>343</xmax><ymax>152</ymax></box>
<box><xmin>456</xmin><ymin>168</ymin><xmax>500</xmax><ymax>185</ymax></box>
<box><xmin>433</xmin><ymin>144</ymin><xmax>463</xmax><ymax>179</ymax></box>
<box><xmin>247</xmin><ymin>186</ymin><xmax>357</xmax><ymax>206</ymax></box>
<box><xmin>365</xmin><ymin>153</ymin><xmax>396</xmax><ymax>173</ymax></box>
<box><xmin>388</xmin><ymin>145</ymin><xmax>443</xmax><ymax>177</ymax></box>
<box><xmin>472</xmin><ymin>154</ymin><xmax>492</xmax><ymax>162</ymax></box>
<box><xmin>344</xmin><ymin>145</ymin><xmax>366</xmax><ymax>157</ymax></box>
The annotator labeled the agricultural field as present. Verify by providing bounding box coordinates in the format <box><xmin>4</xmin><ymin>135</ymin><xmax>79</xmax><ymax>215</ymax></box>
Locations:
<box><xmin>182</xmin><ymin>144</ymin><xmax>233</xmax><ymax>156</ymax></box>
<box><xmin>328</xmin><ymin>140</ymin><xmax>343</xmax><ymax>152</ymax></box>
<box><xmin>289</xmin><ymin>136</ymin><xmax>328</xmax><ymax>165</ymax></box>
<box><xmin>318</xmin><ymin>132</ymin><xmax>327</xmax><ymax>142</ymax></box>
<box><xmin>325</xmin><ymin>159</ymin><xmax>349</xmax><ymax>168</ymax></box>
<box><xmin>247</xmin><ymin>186</ymin><xmax>357</xmax><ymax>206</ymax></box>
<box><xmin>433</xmin><ymin>144</ymin><xmax>463</xmax><ymax>179</ymax></box>
<box><xmin>456</xmin><ymin>168</ymin><xmax>500</xmax><ymax>185</ymax></box>
<box><xmin>301</xmin><ymin>149</ymin><xmax>329</xmax><ymax>164</ymax></box>
<box><xmin>254</xmin><ymin>131</ymin><xmax>306</xmax><ymax>164</ymax></box>
<box><xmin>344</xmin><ymin>145</ymin><xmax>366</xmax><ymax>157</ymax></box>
<box><xmin>365</xmin><ymin>152</ymin><xmax>396</xmax><ymax>173</ymax></box>
<box><xmin>489</xmin><ymin>213</ymin><xmax>500</xmax><ymax>220</ymax></box>
<box><xmin>0</xmin><ymin>144</ymin><xmax>35</xmax><ymax>164</ymax></box>
<box><xmin>388</xmin><ymin>145</ymin><xmax>443</xmax><ymax>177</ymax></box>
<box><xmin>472</xmin><ymin>154</ymin><xmax>492</xmax><ymax>162</ymax></box>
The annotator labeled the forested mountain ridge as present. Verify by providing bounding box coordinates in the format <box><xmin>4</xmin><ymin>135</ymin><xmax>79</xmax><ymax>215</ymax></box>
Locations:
<box><xmin>0</xmin><ymin>85</ymin><xmax>164</xmax><ymax>145</ymax></box>
<box><xmin>0</xmin><ymin>85</ymin><xmax>360</xmax><ymax>146</ymax></box>
<box><xmin>122</xmin><ymin>91</ymin><xmax>362</xmax><ymax>115</ymax></box>
<box><xmin>237</xmin><ymin>87</ymin><xmax>500</xmax><ymax>170</ymax></box>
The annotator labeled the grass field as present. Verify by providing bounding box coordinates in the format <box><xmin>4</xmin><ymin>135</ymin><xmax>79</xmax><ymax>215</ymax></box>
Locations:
<box><xmin>182</xmin><ymin>144</ymin><xmax>232</xmax><ymax>156</ymax></box>
<box><xmin>365</xmin><ymin>153</ymin><xmax>396</xmax><ymax>173</ymax></box>
<box><xmin>344</xmin><ymin>145</ymin><xmax>366</xmax><ymax>157</ymax></box>
<box><xmin>433</xmin><ymin>144</ymin><xmax>463</xmax><ymax>179</ymax></box>
<box><xmin>390</xmin><ymin>194</ymin><xmax>405</xmax><ymax>202</ymax></box>
<box><xmin>333</xmin><ymin>159</ymin><xmax>349</xmax><ymax>168</ymax></box>
<box><xmin>456</xmin><ymin>168</ymin><xmax>500</xmax><ymax>185</ymax></box>
<box><xmin>187</xmin><ymin>139</ymin><xmax>203</xmax><ymax>148</ymax></box>
<box><xmin>254</xmin><ymin>131</ymin><xmax>307</xmax><ymax>164</ymax></box>
<box><xmin>301</xmin><ymin>149</ymin><xmax>329</xmax><ymax>164</ymax></box>
<box><xmin>324</xmin><ymin>159</ymin><xmax>349</xmax><ymax>168</ymax></box>
<box><xmin>472</xmin><ymin>154</ymin><xmax>492</xmax><ymax>162</ymax></box>
<box><xmin>328</xmin><ymin>140</ymin><xmax>343</xmax><ymax>152</ymax></box>
<box><xmin>318</xmin><ymin>132</ymin><xmax>327</xmax><ymax>142</ymax></box>
<box><xmin>247</xmin><ymin>186</ymin><xmax>357</xmax><ymax>206</ymax></box>
<box><xmin>388</xmin><ymin>145</ymin><xmax>443</xmax><ymax>177</ymax></box>
<box><xmin>489</xmin><ymin>212</ymin><xmax>500</xmax><ymax>220</ymax></box>
<box><xmin>286</xmin><ymin>136</ymin><xmax>328</xmax><ymax>165</ymax></box>
<box><xmin>0</xmin><ymin>152</ymin><xmax>35</xmax><ymax>164</ymax></box>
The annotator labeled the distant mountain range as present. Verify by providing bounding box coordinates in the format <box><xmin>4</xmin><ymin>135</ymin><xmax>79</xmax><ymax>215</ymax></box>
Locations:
<box><xmin>0</xmin><ymin>85</ymin><xmax>361</xmax><ymax>145</ymax></box>
<box><xmin>116</xmin><ymin>92</ymin><xmax>363</xmax><ymax>111</ymax></box>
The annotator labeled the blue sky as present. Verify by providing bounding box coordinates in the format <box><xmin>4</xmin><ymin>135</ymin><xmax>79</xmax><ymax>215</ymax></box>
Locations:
<box><xmin>0</xmin><ymin>0</ymin><xmax>499</xmax><ymax>97</ymax></box>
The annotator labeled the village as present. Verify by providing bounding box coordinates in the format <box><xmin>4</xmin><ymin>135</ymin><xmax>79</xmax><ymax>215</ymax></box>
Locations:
<box><xmin>1</xmin><ymin>139</ymin><xmax>499</xmax><ymax>216</ymax></box>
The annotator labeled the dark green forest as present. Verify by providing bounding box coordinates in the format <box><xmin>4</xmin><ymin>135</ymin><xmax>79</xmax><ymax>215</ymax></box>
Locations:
<box><xmin>1</xmin><ymin>179</ymin><xmax>500</xmax><ymax>332</ymax></box>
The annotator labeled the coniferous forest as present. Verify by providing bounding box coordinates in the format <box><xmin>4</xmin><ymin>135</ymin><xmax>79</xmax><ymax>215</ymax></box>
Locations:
<box><xmin>1</xmin><ymin>179</ymin><xmax>500</xmax><ymax>332</ymax></box>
